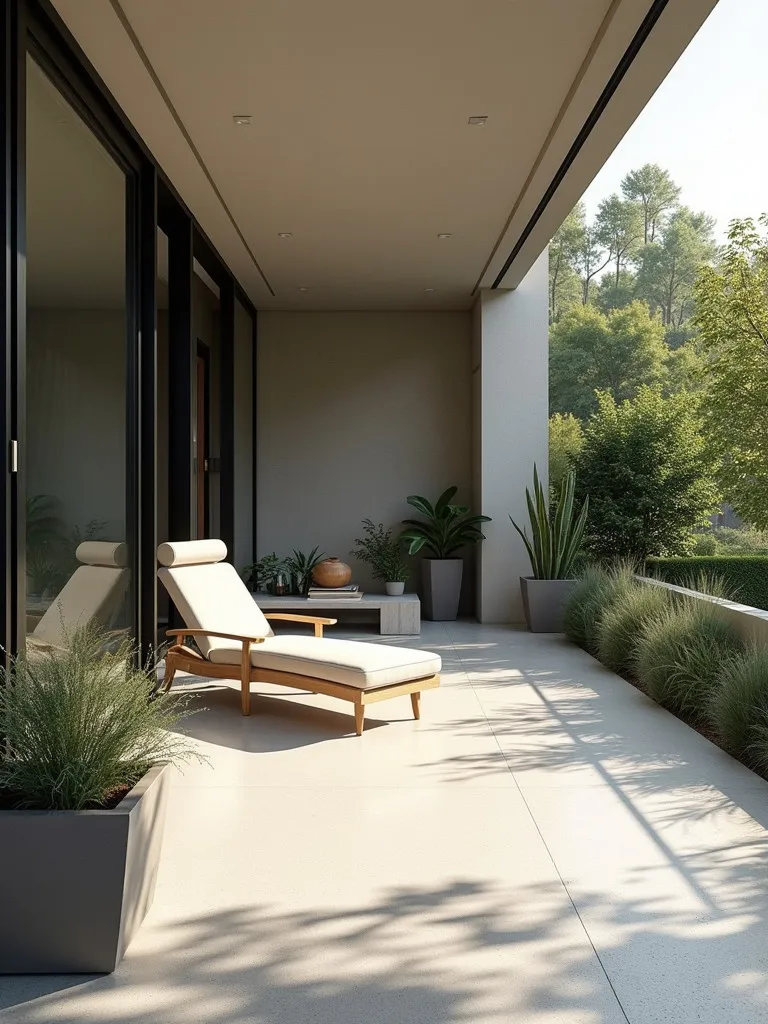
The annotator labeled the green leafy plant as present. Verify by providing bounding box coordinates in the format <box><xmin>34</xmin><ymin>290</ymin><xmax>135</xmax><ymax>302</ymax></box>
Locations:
<box><xmin>242</xmin><ymin>553</ymin><xmax>290</xmax><ymax>592</ymax></box>
<box><xmin>400</xmin><ymin>487</ymin><xmax>491</xmax><ymax>559</ymax></box>
<box><xmin>710</xmin><ymin>646</ymin><xmax>768</xmax><ymax>771</ymax></box>
<box><xmin>595</xmin><ymin>580</ymin><xmax>670</xmax><ymax>676</ymax></box>
<box><xmin>635</xmin><ymin>599</ymin><xmax>743</xmax><ymax>723</ymax></box>
<box><xmin>352</xmin><ymin>520</ymin><xmax>409</xmax><ymax>583</ymax></box>
<box><xmin>286</xmin><ymin>547</ymin><xmax>325</xmax><ymax>595</ymax></box>
<box><xmin>563</xmin><ymin>562</ymin><xmax>635</xmax><ymax>654</ymax></box>
<box><xmin>0</xmin><ymin>626</ymin><xmax>200</xmax><ymax>811</ymax></box>
<box><xmin>646</xmin><ymin>556</ymin><xmax>768</xmax><ymax>613</ymax></box>
<box><xmin>510</xmin><ymin>465</ymin><xmax>588</xmax><ymax>580</ymax></box>
<box><xmin>573</xmin><ymin>386</ymin><xmax>719</xmax><ymax>560</ymax></box>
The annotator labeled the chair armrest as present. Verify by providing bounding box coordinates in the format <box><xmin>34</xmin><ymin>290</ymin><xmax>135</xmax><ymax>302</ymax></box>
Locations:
<box><xmin>165</xmin><ymin>628</ymin><xmax>266</xmax><ymax>644</ymax></box>
<box><xmin>263</xmin><ymin>613</ymin><xmax>337</xmax><ymax>638</ymax></box>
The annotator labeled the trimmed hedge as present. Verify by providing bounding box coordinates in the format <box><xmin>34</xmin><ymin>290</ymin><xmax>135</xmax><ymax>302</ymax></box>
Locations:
<box><xmin>645</xmin><ymin>556</ymin><xmax>768</xmax><ymax>612</ymax></box>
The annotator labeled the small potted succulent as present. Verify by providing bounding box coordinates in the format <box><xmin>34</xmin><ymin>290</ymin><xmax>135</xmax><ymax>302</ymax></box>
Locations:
<box><xmin>400</xmin><ymin>487</ymin><xmax>491</xmax><ymax>620</ymax></box>
<box><xmin>352</xmin><ymin>519</ymin><xmax>409</xmax><ymax>595</ymax></box>
<box><xmin>0</xmin><ymin>626</ymin><xmax>200</xmax><ymax>973</ymax></box>
<box><xmin>510</xmin><ymin>465</ymin><xmax>589</xmax><ymax>632</ymax></box>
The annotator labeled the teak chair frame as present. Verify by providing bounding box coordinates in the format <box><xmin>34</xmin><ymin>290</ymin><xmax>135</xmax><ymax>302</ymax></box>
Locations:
<box><xmin>162</xmin><ymin>613</ymin><xmax>440</xmax><ymax>735</ymax></box>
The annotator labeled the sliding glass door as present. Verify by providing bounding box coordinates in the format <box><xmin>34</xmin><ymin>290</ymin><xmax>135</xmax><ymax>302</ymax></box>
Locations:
<box><xmin>24</xmin><ymin>53</ymin><xmax>131</xmax><ymax>640</ymax></box>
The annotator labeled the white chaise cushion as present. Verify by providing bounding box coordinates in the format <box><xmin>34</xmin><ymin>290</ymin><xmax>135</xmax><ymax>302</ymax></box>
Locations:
<box><xmin>159</xmin><ymin>561</ymin><xmax>273</xmax><ymax>659</ymax></box>
<box><xmin>33</xmin><ymin>565</ymin><xmax>129</xmax><ymax>647</ymax></box>
<box><xmin>158</xmin><ymin>539</ymin><xmax>227</xmax><ymax>567</ymax></box>
<box><xmin>211</xmin><ymin>634</ymin><xmax>441</xmax><ymax>691</ymax></box>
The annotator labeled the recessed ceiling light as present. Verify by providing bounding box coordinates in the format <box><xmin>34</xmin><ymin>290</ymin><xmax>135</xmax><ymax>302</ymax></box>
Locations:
<box><xmin>277</xmin><ymin>232</ymin><xmax>293</xmax><ymax>238</ymax></box>
<box><xmin>468</xmin><ymin>115</ymin><xmax>488</xmax><ymax>126</ymax></box>
<box><xmin>232</xmin><ymin>115</ymin><xmax>252</xmax><ymax>126</ymax></box>
<box><xmin>437</xmin><ymin>233</ymin><xmax>453</xmax><ymax>240</ymax></box>
<box><xmin>298</xmin><ymin>286</ymin><xmax>310</xmax><ymax>292</ymax></box>
<box><xmin>424</xmin><ymin>287</ymin><xmax>436</xmax><ymax>293</ymax></box>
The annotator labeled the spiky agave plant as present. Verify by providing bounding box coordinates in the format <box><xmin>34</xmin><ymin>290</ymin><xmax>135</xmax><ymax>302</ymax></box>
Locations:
<box><xmin>510</xmin><ymin>465</ymin><xmax>589</xmax><ymax>579</ymax></box>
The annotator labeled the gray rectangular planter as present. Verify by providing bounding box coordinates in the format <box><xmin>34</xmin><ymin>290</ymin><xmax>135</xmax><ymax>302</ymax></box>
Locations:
<box><xmin>422</xmin><ymin>558</ymin><xmax>463</xmax><ymax>621</ymax></box>
<box><xmin>0</xmin><ymin>762</ymin><xmax>170</xmax><ymax>974</ymax></box>
<box><xmin>520</xmin><ymin>577</ymin><xmax>576</xmax><ymax>633</ymax></box>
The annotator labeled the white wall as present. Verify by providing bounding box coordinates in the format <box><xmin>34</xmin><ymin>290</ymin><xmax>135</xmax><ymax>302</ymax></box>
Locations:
<box><xmin>257</xmin><ymin>311</ymin><xmax>472</xmax><ymax>596</ymax></box>
<box><xmin>27</xmin><ymin>308</ymin><xmax>126</xmax><ymax>542</ymax></box>
<box><xmin>474</xmin><ymin>251</ymin><xmax>549</xmax><ymax>622</ymax></box>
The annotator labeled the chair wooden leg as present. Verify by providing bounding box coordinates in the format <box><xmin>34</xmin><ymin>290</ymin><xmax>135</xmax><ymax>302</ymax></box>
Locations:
<box><xmin>354</xmin><ymin>702</ymin><xmax>365</xmax><ymax>736</ymax></box>
<box><xmin>410</xmin><ymin>691</ymin><xmax>421</xmax><ymax>720</ymax></box>
<box><xmin>240</xmin><ymin>641</ymin><xmax>252</xmax><ymax>716</ymax></box>
<box><xmin>162</xmin><ymin>657</ymin><xmax>177</xmax><ymax>694</ymax></box>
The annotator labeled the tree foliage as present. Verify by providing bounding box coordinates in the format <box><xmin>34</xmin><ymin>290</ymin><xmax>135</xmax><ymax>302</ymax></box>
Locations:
<box><xmin>574</xmin><ymin>387</ymin><xmax>719</xmax><ymax>560</ymax></box>
<box><xmin>621</xmin><ymin>163</ymin><xmax>681</xmax><ymax>244</ymax></box>
<box><xmin>549</xmin><ymin>413</ymin><xmax>584</xmax><ymax>491</ymax></box>
<box><xmin>694</xmin><ymin>217</ymin><xmax>768</xmax><ymax>529</ymax></box>
<box><xmin>550</xmin><ymin>301</ymin><xmax>669</xmax><ymax>419</ymax></box>
<box><xmin>595</xmin><ymin>194</ymin><xmax>644</xmax><ymax>286</ymax></box>
<box><xmin>549</xmin><ymin>204</ymin><xmax>586</xmax><ymax>322</ymax></box>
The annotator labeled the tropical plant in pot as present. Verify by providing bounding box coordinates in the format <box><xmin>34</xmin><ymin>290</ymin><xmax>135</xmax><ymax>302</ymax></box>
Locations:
<box><xmin>351</xmin><ymin>519</ymin><xmax>409</xmax><ymax>595</ymax></box>
<box><xmin>0</xmin><ymin>626</ymin><xmax>200</xmax><ymax>973</ymax></box>
<box><xmin>401</xmin><ymin>487</ymin><xmax>491</xmax><ymax>620</ymax></box>
<box><xmin>510</xmin><ymin>465</ymin><xmax>589</xmax><ymax>632</ymax></box>
<box><xmin>242</xmin><ymin>552</ymin><xmax>292</xmax><ymax>594</ymax></box>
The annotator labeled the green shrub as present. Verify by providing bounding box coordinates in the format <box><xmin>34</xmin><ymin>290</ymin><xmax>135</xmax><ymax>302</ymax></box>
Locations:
<box><xmin>0</xmin><ymin>627</ymin><xmax>200</xmax><ymax>810</ymax></box>
<box><xmin>595</xmin><ymin>582</ymin><xmax>670</xmax><ymax>676</ymax></box>
<box><xmin>646</xmin><ymin>556</ymin><xmax>768</xmax><ymax>612</ymax></box>
<box><xmin>634</xmin><ymin>601</ymin><xmax>744</xmax><ymax>723</ymax></box>
<box><xmin>563</xmin><ymin>563</ymin><xmax>634</xmax><ymax>655</ymax></box>
<box><xmin>710</xmin><ymin>647</ymin><xmax>768</xmax><ymax>771</ymax></box>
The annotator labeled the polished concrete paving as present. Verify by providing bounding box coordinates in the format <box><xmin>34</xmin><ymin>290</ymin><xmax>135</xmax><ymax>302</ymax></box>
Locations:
<box><xmin>3</xmin><ymin>622</ymin><xmax>768</xmax><ymax>1022</ymax></box>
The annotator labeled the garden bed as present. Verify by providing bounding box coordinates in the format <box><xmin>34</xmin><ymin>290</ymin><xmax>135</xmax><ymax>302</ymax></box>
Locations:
<box><xmin>564</xmin><ymin>565</ymin><xmax>768</xmax><ymax>783</ymax></box>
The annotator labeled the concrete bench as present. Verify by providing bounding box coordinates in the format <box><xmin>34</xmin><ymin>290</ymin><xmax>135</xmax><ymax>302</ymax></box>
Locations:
<box><xmin>254</xmin><ymin>593</ymin><xmax>421</xmax><ymax>635</ymax></box>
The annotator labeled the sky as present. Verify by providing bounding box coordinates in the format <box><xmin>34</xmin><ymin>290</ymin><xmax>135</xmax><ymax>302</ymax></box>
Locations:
<box><xmin>581</xmin><ymin>0</ymin><xmax>768</xmax><ymax>240</ymax></box>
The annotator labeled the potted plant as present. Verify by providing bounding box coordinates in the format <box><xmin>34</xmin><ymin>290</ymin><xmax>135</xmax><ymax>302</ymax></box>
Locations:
<box><xmin>0</xmin><ymin>626</ymin><xmax>199</xmax><ymax>973</ymax></box>
<box><xmin>510</xmin><ymin>465</ymin><xmax>589</xmax><ymax>632</ymax></box>
<box><xmin>242</xmin><ymin>552</ymin><xmax>291</xmax><ymax>594</ymax></box>
<box><xmin>286</xmin><ymin>546</ymin><xmax>325</xmax><ymax>595</ymax></box>
<box><xmin>401</xmin><ymin>487</ymin><xmax>491</xmax><ymax>620</ymax></box>
<box><xmin>351</xmin><ymin>519</ymin><xmax>409</xmax><ymax>595</ymax></box>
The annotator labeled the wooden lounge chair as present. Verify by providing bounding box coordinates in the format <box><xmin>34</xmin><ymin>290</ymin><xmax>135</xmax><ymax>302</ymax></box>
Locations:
<box><xmin>157</xmin><ymin>540</ymin><xmax>440</xmax><ymax>735</ymax></box>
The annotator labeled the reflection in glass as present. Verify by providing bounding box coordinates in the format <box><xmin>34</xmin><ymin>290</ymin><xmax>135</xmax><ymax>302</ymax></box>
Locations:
<box><xmin>25</xmin><ymin>56</ymin><xmax>129</xmax><ymax>643</ymax></box>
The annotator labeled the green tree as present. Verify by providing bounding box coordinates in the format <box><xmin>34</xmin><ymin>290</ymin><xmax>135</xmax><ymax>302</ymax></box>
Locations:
<box><xmin>550</xmin><ymin>301</ymin><xmax>668</xmax><ymax>418</ymax></box>
<box><xmin>594</xmin><ymin>269</ymin><xmax>637</xmax><ymax>313</ymax></box>
<box><xmin>549</xmin><ymin>413</ymin><xmax>584</xmax><ymax>491</ymax></box>
<box><xmin>694</xmin><ymin>217</ymin><xmax>768</xmax><ymax>529</ymax></box>
<box><xmin>595</xmin><ymin>194</ymin><xmax>644</xmax><ymax>286</ymax></box>
<box><xmin>635</xmin><ymin>207</ymin><xmax>716</xmax><ymax>327</ymax></box>
<box><xmin>572</xmin><ymin>224</ymin><xmax>611</xmax><ymax>304</ymax></box>
<box><xmin>549</xmin><ymin>204</ymin><xmax>586</xmax><ymax>322</ymax></box>
<box><xmin>574</xmin><ymin>387</ymin><xmax>719</xmax><ymax>560</ymax></box>
<box><xmin>621</xmin><ymin>164</ymin><xmax>681</xmax><ymax>244</ymax></box>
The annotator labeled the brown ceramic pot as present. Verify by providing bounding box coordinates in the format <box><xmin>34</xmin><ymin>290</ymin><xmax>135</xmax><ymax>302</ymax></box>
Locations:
<box><xmin>312</xmin><ymin>557</ymin><xmax>352</xmax><ymax>588</ymax></box>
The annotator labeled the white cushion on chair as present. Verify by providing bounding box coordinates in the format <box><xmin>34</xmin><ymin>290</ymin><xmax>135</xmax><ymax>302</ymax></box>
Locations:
<box><xmin>33</xmin><ymin>565</ymin><xmax>129</xmax><ymax>647</ymax></box>
<box><xmin>158</xmin><ymin>539</ymin><xmax>228</xmax><ymax>567</ymax></box>
<box><xmin>211</xmin><ymin>634</ymin><xmax>441</xmax><ymax>691</ymax></box>
<box><xmin>159</xmin><ymin>561</ymin><xmax>273</xmax><ymax>659</ymax></box>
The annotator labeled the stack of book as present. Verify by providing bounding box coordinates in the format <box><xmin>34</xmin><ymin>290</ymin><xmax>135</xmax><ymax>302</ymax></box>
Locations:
<box><xmin>307</xmin><ymin>583</ymin><xmax>363</xmax><ymax>601</ymax></box>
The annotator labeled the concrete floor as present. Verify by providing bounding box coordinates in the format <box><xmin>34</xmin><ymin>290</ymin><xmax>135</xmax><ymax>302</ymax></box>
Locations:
<box><xmin>3</xmin><ymin>621</ymin><xmax>768</xmax><ymax>1022</ymax></box>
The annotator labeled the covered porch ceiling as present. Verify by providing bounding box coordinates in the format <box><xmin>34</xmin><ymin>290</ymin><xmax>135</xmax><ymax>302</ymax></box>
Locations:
<box><xmin>51</xmin><ymin>0</ymin><xmax>718</xmax><ymax>310</ymax></box>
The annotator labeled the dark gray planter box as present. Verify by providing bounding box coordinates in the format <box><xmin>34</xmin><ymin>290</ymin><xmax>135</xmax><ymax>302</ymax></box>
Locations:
<box><xmin>0</xmin><ymin>762</ymin><xmax>170</xmax><ymax>974</ymax></box>
<box><xmin>422</xmin><ymin>559</ymin><xmax>463</xmax><ymax>621</ymax></box>
<box><xmin>520</xmin><ymin>577</ymin><xmax>576</xmax><ymax>632</ymax></box>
